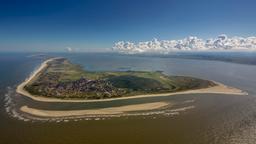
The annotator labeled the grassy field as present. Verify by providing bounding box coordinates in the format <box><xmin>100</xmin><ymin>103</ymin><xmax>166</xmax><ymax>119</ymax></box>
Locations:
<box><xmin>25</xmin><ymin>58</ymin><xmax>216</xmax><ymax>99</ymax></box>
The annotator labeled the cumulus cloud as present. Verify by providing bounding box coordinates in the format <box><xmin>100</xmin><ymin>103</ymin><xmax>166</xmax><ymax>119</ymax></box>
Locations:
<box><xmin>112</xmin><ymin>34</ymin><xmax>256</xmax><ymax>54</ymax></box>
<box><xmin>66</xmin><ymin>47</ymin><xmax>73</xmax><ymax>52</ymax></box>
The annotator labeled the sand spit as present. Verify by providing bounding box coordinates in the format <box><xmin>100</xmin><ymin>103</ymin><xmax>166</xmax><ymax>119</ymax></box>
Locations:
<box><xmin>16</xmin><ymin>58</ymin><xmax>248</xmax><ymax>103</ymax></box>
<box><xmin>20</xmin><ymin>102</ymin><xmax>169</xmax><ymax>117</ymax></box>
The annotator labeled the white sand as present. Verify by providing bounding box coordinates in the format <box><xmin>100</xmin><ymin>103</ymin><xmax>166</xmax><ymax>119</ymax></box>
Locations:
<box><xmin>20</xmin><ymin>102</ymin><xmax>169</xmax><ymax>117</ymax></box>
<box><xmin>16</xmin><ymin>57</ymin><xmax>61</xmax><ymax>100</ymax></box>
<box><xmin>16</xmin><ymin>58</ymin><xmax>248</xmax><ymax>103</ymax></box>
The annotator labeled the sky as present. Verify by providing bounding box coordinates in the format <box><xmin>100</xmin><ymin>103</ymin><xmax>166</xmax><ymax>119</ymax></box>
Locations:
<box><xmin>0</xmin><ymin>0</ymin><xmax>256</xmax><ymax>52</ymax></box>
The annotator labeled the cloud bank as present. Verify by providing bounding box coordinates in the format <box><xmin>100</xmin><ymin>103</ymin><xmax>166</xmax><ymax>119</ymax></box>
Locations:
<box><xmin>113</xmin><ymin>34</ymin><xmax>256</xmax><ymax>54</ymax></box>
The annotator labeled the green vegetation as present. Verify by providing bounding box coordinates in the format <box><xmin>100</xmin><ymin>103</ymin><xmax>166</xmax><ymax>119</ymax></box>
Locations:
<box><xmin>24</xmin><ymin>58</ymin><xmax>216</xmax><ymax>99</ymax></box>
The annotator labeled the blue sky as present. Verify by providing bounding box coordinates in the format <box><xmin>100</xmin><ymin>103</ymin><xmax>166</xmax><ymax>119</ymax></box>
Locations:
<box><xmin>0</xmin><ymin>0</ymin><xmax>256</xmax><ymax>52</ymax></box>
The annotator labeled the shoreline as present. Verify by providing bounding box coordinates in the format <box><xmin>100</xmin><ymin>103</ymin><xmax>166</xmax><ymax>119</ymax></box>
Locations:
<box><xmin>20</xmin><ymin>102</ymin><xmax>169</xmax><ymax>117</ymax></box>
<box><xmin>16</xmin><ymin>58</ymin><xmax>248</xmax><ymax>103</ymax></box>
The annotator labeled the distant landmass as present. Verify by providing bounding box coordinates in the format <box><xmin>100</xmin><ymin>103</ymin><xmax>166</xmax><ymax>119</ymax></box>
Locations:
<box><xmin>128</xmin><ymin>52</ymin><xmax>256</xmax><ymax>65</ymax></box>
<box><xmin>171</xmin><ymin>52</ymin><xmax>256</xmax><ymax>65</ymax></box>
<box><xmin>169</xmin><ymin>52</ymin><xmax>256</xmax><ymax>65</ymax></box>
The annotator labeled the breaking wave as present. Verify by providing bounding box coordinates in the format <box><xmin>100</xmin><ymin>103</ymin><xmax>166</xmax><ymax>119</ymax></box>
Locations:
<box><xmin>4</xmin><ymin>87</ymin><xmax>30</xmax><ymax>121</ymax></box>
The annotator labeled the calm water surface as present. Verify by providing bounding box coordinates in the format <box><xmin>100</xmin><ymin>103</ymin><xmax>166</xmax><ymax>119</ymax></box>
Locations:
<box><xmin>0</xmin><ymin>53</ymin><xmax>256</xmax><ymax>144</ymax></box>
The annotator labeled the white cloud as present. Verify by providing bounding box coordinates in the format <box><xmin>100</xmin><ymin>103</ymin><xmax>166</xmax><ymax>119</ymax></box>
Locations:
<box><xmin>66</xmin><ymin>47</ymin><xmax>73</xmax><ymax>52</ymax></box>
<box><xmin>112</xmin><ymin>34</ymin><xmax>256</xmax><ymax>54</ymax></box>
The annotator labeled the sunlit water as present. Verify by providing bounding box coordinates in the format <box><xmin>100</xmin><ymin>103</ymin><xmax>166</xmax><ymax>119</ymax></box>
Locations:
<box><xmin>1</xmin><ymin>53</ymin><xmax>256</xmax><ymax>144</ymax></box>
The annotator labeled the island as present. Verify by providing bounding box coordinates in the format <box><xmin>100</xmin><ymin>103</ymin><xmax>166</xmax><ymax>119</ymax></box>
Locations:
<box><xmin>17</xmin><ymin>57</ymin><xmax>247</xmax><ymax>102</ymax></box>
<box><xmin>16</xmin><ymin>57</ymin><xmax>247</xmax><ymax>118</ymax></box>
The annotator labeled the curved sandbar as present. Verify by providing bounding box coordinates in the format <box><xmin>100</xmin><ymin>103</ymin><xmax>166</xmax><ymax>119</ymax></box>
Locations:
<box><xmin>20</xmin><ymin>102</ymin><xmax>169</xmax><ymax>117</ymax></box>
<box><xmin>16</xmin><ymin>58</ymin><xmax>248</xmax><ymax>103</ymax></box>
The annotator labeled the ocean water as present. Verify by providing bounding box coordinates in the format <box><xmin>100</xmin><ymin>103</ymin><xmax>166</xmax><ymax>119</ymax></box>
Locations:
<box><xmin>1</xmin><ymin>52</ymin><xmax>256</xmax><ymax>144</ymax></box>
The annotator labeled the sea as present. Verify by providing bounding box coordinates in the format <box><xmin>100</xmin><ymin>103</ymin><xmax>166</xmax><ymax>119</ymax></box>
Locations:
<box><xmin>0</xmin><ymin>52</ymin><xmax>256</xmax><ymax>144</ymax></box>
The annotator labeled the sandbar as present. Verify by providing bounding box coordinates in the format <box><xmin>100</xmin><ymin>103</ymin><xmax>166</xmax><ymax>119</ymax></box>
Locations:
<box><xmin>20</xmin><ymin>102</ymin><xmax>169</xmax><ymax>117</ymax></box>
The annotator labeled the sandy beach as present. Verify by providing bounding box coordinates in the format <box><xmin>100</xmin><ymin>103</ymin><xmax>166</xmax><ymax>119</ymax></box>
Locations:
<box><xmin>20</xmin><ymin>102</ymin><xmax>169</xmax><ymax>117</ymax></box>
<box><xmin>16</xmin><ymin>58</ymin><xmax>248</xmax><ymax>103</ymax></box>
